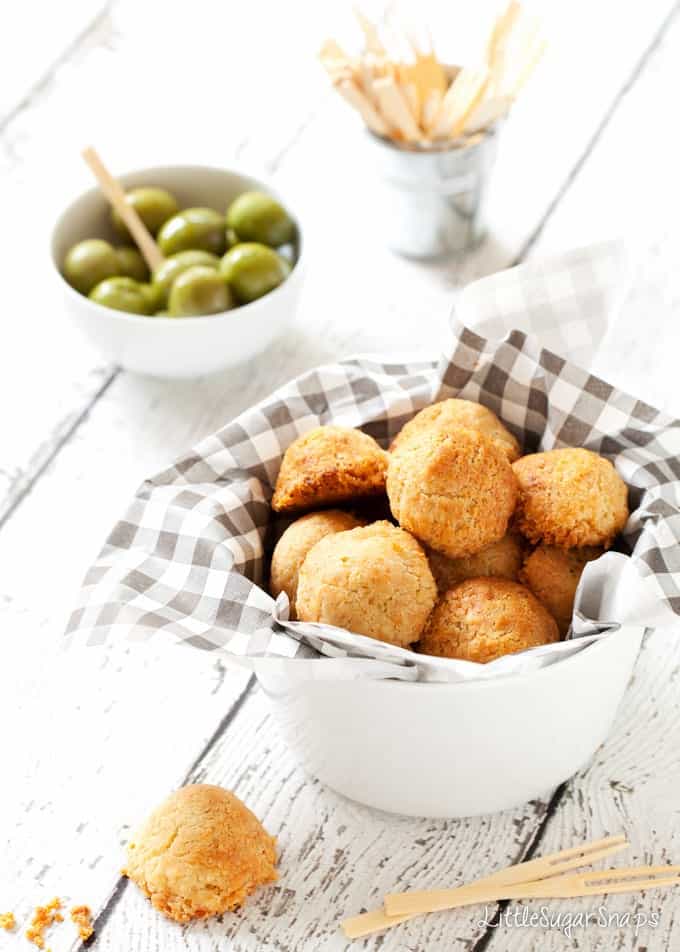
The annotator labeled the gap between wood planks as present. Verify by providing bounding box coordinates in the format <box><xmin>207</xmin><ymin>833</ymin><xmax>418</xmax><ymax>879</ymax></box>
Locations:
<box><xmin>83</xmin><ymin>674</ymin><xmax>256</xmax><ymax>946</ymax></box>
<box><xmin>512</xmin><ymin>0</ymin><xmax>680</xmax><ymax>266</ymax></box>
<box><xmin>8</xmin><ymin>5</ymin><xmax>680</xmax><ymax>949</ymax></box>
<box><xmin>0</xmin><ymin>2</ymin><xmax>114</xmax><ymax>133</ymax></box>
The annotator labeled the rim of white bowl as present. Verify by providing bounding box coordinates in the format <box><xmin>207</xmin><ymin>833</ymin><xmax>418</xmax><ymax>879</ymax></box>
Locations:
<box><xmin>50</xmin><ymin>163</ymin><xmax>306</xmax><ymax>326</ymax></box>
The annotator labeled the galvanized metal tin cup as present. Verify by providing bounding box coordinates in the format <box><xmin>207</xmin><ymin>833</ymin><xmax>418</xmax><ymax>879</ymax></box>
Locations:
<box><xmin>366</xmin><ymin>126</ymin><xmax>501</xmax><ymax>259</ymax></box>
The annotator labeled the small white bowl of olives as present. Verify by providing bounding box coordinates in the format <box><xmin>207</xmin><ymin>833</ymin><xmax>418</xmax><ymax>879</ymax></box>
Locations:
<box><xmin>51</xmin><ymin>165</ymin><xmax>304</xmax><ymax>378</ymax></box>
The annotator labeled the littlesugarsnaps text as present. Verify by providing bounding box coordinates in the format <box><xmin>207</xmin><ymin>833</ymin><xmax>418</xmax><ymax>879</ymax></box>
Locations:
<box><xmin>477</xmin><ymin>905</ymin><xmax>661</xmax><ymax>940</ymax></box>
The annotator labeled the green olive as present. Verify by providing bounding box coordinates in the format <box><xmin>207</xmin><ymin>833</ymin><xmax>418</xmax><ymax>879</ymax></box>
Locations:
<box><xmin>154</xmin><ymin>310</ymin><xmax>171</xmax><ymax>317</ymax></box>
<box><xmin>151</xmin><ymin>249</ymin><xmax>221</xmax><ymax>304</ymax></box>
<box><xmin>112</xmin><ymin>187</ymin><xmax>179</xmax><ymax>239</ymax></box>
<box><xmin>157</xmin><ymin>208</ymin><xmax>226</xmax><ymax>257</ymax></box>
<box><xmin>168</xmin><ymin>266</ymin><xmax>233</xmax><ymax>317</ymax></box>
<box><xmin>63</xmin><ymin>239</ymin><xmax>119</xmax><ymax>295</ymax></box>
<box><xmin>115</xmin><ymin>246</ymin><xmax>149</xmax><ymax>282</ymax></box>
<box><xmin>226</xmin><ymin>227</ymin><xmax>240</xmax><ymax>249</ymax></box>
<box><xmin>89</xmin><ymin>277</ymin><xmax>153</xmax><ymax>315</ymax></box>
<box><xmin>141</xmin><ymin>282</ymin><xmax>165</xmax><ymax>313</ymax></box>
<box><xmin>226</xmin><ymin>191</ymin><xmax>295</xmax><ymax>247</ymax></box>
<box><xmin>220</xmin><ymin>243</ymin><xmax>290</xmax><ymax>304</ymax></box>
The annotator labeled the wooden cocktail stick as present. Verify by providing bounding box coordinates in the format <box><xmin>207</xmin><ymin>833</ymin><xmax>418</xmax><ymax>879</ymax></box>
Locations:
<box><xmin>372</xmin><ymin>75</ymin><xmax>422</xmax><ymax>142</ymax></box>
<box><xmin>81</xmin><ymin>146</ymin><xmax>164</xmax><ymax>272</ymax></box>
<box><xmin>335</xmin><ymin>79</ymin><xmax>390</xmax><ymax>137</ymax></box>
<box><xmin>385</xmin><ymin>834</ymin><xmax>631</xmax><ymax>916</ymax></box>
<box><xmin>353</xmin><ymin>6</ymin><xmax>385</xmax><ymax>55</ymax></box>
<box><xmin>430</xmin><ymin>67</ymin><xmax>488</xmax><ymax>140</ymax></box>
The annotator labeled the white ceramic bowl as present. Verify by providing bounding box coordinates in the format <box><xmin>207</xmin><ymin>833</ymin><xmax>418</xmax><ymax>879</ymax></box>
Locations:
<box><xmin>256</xmin><ymin>626</ymin><xmax>643</xmax><ymax>818</ymax></box>
<box><xmin>50</xmin><ymin>165</ymin><xmax>305</xmax><ymax>378</ymax></box>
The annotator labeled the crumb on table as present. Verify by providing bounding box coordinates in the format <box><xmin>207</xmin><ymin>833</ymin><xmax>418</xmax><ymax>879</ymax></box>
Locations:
<box><xmin>0</xmin><ymin>911</ymin><xmax>16</xmax><ymax>930</ymax></box>
<box><xmin>26</xmin><ymin>898</ymin><xmax>63</xmax><ymax>949</ymax></box>
<box><xmin>70</xmin><ymin>904</ymin><xmax>94</xmax><ymax>942</ymax></box>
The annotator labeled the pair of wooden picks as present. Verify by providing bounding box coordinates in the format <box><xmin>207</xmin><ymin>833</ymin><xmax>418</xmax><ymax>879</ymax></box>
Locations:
<box><xmin>320</xmin><ymin>1</ymin><xmax>546</xmax><ymax>148</ymax></box>
<box><xmin>342</xmin><ymin>835</ymin><xmax>680</xmax><ymax>939</ymax></box>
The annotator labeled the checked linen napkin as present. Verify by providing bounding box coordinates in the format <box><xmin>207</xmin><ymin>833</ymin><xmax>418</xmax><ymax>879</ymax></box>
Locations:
<box><xmin>67</xmin><ymin>242</ymin><xmax>680</xmax><ymax>683</ymax></box>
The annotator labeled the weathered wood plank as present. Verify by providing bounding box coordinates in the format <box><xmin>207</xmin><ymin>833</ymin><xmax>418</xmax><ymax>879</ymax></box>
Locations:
<box><xmin>0</xmin><ymin>0</ymin><xmax>386</xmax><ymax>523</ymax></box>
<box><xmin>528</xmin><ymin>1</ymin><xmax>680</xmax><ymax>418</ymax></box>
<box><xmin>0</xmin><ymin>345</ymin><xmax>260</xmax><ymax>923</ymax></box>
<box><xmin>483</xmin><ymin>630</ymin><xmax>680</xmax><ymax>952</ymax></box>
<box><xmin>0</xmin><ymin>1</ymin><xmax>109</xmax><ymax>125</ymax></box>
<box><xmin>0</xmin><ymin>0</ymin><xmax>676</xmax><ymax>524</ymax></box>
<box><xmin>481</xmin><ymin>9</ymin><xmax>680</xmax><ymax>948</ymax></box>
<box><xmin>93</xmin><ymin>685</ymin><xmax>550</xmax><ymax>952</ymax></box>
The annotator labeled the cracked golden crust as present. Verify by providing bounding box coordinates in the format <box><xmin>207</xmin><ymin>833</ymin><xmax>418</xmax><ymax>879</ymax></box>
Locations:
<box><xmin>269</xmin><ymin>510</ymin><xmax>362</xmax><ymax>618</ymax></box>
<box><xmin>512</xmin><ymin>448</ymin><xmax>629</xmax><ymax>548</ymax></box>
<box><xmin>520</xmin><ymin>544</ymin><xmax>603</xmax><ymax>636</ymax></box>
<box><xmin>390</xmin><ymin>399</ymin><xmax>521</xmax><ymax>461</ymax></box>
<box><xmin>387</xmin><ymin>428</ymin><xmax>518</xmax><ymax>559</ymax></box>
<box><xmin>419</xmin><ymin>577</ymin><xmax>559</xmax><ymax>663</ymax></box>
<box><xmin>295</xmin><ymin>521</ymin><xmax>437</xmax><ymax>647</ymax></box>
<box><xmin>271</xmin><ymin>426</ymin><xmax>387</xmax><ymax>513</ymax></box>
<box><xmin>123</xmin><ymin>785</ymin><xmax>277</xmax><ymax>924</ymax></box>
<box><xmin>427</xmin><ymin>534</ymin><xmax>524</xmax><ymax>593</ymax></box>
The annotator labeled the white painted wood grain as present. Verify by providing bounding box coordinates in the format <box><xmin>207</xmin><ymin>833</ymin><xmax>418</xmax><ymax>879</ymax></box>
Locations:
<box><xmin>0</xmin><ymin>331</ymin><xmax>258</xmax><ymax>932</ymax></box>
<box><xmin>528</xmin><ymin>2</ymin><xmax>680</xmax><ymax>419</ymax></box>
<box><xmin>489</xmin><ymin>630</ymin><xmax>680</xmax><ymax>952</ymax></box>
<box><xmin>0</xmin><ymin>398</ymin><xmax>253</xmax><ymax>925</ymax></box>
<box><xmin>94</xmin><ymin>685</ymin><xmax>551</xmax><ymax>952</ymax></box>
<box><xmin>0</xmin><ymin>1</ymin><xmax>108</xmax><ymax>123</ymax></box>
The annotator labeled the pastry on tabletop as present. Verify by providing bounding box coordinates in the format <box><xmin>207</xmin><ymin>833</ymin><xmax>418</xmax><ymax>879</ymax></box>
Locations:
<box><xmin>123</xmin><ymin>784</ymin><xmax>277</xmax><ymax>923</ymax></box>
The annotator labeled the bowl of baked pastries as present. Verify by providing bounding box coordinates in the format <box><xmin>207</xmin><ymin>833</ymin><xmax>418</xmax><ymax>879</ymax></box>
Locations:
<box><xmin>258</xmin><ymin>399</ymin><xmax>642</xmax><ymax>818</ymax></box>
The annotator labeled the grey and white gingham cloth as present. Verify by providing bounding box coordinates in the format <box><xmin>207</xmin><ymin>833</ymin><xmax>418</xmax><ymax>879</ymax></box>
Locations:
<box><xmin>66</xmin><ymin>241</ymin><xmax>680</xmax><ymax>683</ymax></box>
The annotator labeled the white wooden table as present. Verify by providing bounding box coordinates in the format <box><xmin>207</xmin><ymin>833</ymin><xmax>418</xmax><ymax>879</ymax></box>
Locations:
<box><xmin>2</xmin><ymin>2</ymin><xmax>680</xmax><ymax>949</ymax></box>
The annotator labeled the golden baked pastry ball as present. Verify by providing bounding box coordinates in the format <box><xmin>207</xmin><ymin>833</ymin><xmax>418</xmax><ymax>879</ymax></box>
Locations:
<box><xmin>387</xmin><ymin>429</ymin><xmax>518</xmax><ymax>559</ymax></box>
<box><xmin>390</xmin><ymin>398</ymin><xmax>520</xmax><ymax>461</ymax></box>
<box><xmin>512</xmin><ymin>448</ymin><xmax>628</xmax><ymax>547</ymax></box>
<box><xmin>295</xmin><ymin>521</ymin><xmax>436</xmax><ymax>647</ymax></box>
<box><xmin>272</xmin><ymin>426</ymin><xmax>387</xmax><ymax>513</ymax></box>
<box><xmin>427</xmin><ymin>533</ymin><xmax>524</xmax><ymax>593</ymax></box>
<box><xmin>419</xmin><ymin>577</ymin><xmax>559</xmax><ymax>664</ymax></box>
<box><xmin>520</xmin><ymin>544</ymin><xmax>602</xmax><ymax>636</ymax></box>
<box><xmin>123</xmin><ymin>785</ymin><xmax>276</xmax><ymax>923</ymax></box>
<box><xmin>270</xmin><ymin>509</ymin><xmax>362</xmax><ymax>618</ymax></box>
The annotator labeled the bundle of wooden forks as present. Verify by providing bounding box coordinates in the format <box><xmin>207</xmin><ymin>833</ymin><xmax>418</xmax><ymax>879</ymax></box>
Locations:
<box><xmin>319</xmin><ymin>1</ymin><xmax>545</xmax><ymax>150</ymax></box>
<box><xmin>342</xmin><ymin>835</ymin><xmax>680</xmax><ymax>939</ymax></box>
